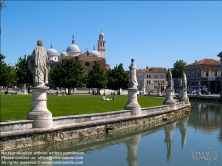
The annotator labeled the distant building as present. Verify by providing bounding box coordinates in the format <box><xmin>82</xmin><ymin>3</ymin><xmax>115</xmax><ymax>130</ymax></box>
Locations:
<box><xmin>136</xmin><ymin>67</ymin><xmax>168</xmax><ymax>93</ymax></box>
<box><xmin>46</xmin><ymin>31</ymin><xmax>109</xmax><ymax>76</ymax></box>
<box><xmin>35</xmin><ymin>31</ymin><xmax>110</xmax><ymax>89</ymax></box>
<box><xmin>185</xmin><ymin>58</ymin><xmax>221</xmax><ymax>93</ymax></box>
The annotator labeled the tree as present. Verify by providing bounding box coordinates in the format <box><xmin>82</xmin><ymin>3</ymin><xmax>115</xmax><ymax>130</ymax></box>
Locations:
<box><xmin>106</xmin><ymin>63</ymin><xmax>129</xmax><ymax>90</ymax></box>
<box><xmin>50</xmin><ymin>59</ymin><xmax>85</xmax><ymax>93</ymax></box>
<box><xmin>15</xmin><ymin>55</ymin><xmax>33</xmax><ymax>91</ymax></box>
<box><xmin>171</xmin><ymin>60</ymin><xmax>187</xmax><ymax>78</ymax></box>
<box><xmin>86</xmin><ymin>61</ymin><xmax>107</xmax><ymax>94</ymax></box>
<box><xmin>0</xmin><ymin>0</ymin><xmax>6</xmax><ymax>34</ymax></box>
<box><xmin>0</xmin><ymin>0</ymin><xmax>6</xmax><ymax>10</ymax></box>
<box><xmin>0</xmin><ymin>54</ymin><xmax>17</xmax><ymax>87</ymax></box>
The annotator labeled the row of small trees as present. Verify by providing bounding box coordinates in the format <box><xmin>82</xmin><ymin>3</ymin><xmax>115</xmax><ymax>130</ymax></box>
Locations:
<box><xmin>0</xmin><ymin>54</ymin><xmax>33</xmax><ymax>89</ymax></box>
<box><xmin>50</xmin><ymin>59</ymin><xmax>129</xmax><ymax>94</ymax></box>
<box><xmin>0</xmin><ymin>54</ymin><xmax>130</xmax><ymax>93</ymax></box>
<box><xmin>0</xmin><ymin>52</ymin><xmax>187</xmax><ymax>92</ymax></box>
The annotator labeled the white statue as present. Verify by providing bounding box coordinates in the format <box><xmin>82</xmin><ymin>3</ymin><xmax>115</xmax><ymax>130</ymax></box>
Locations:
<box><xmin>28</xmin><ymin>40</ymin><xmax>48</xmax><ymax>87</ymax></box>
<box><xmin>182</xmin><ymin>72</ymin><xmax>187</xmax><ymax>89</ymax></box>
<box><xmin>129</xmin><ymin>59</ymin><xmax>138</xmax><ymax>89</ymax></box>
<box><xmin>167</xmin><ymin>69</ymin><xmax>173</xmax><ymax>89</ymax></box>
<box><xmin>179</xmin><ymin>78</ymin><xmax>182</xmax><ymax>90</ymax></box>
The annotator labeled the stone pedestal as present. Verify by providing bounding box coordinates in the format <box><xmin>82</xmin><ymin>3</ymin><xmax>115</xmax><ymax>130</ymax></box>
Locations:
<box><xmin>157</xmin><ymin>87</ymin><xmax>162</xmax><ymax>96</ymax></box>
<box><xmin>197</xmin><ymin>89</ymin><xmax>202</xmax><ymax>97</ymax></box>
<box><xmin>27</xmin><ymin>86</ymin><xmax>53</xmax><ymax>128</ymax></box>
<box><xmin>124</xmin><ymin>88</ymin><xmax>141</xmax><ymax>116</ymax></box>
<box><xmin>179</xmin><ymin>89</ymin><xmax>190</xmax><ymax>105</ymax></box>
<box><xmin>163</xmin><ymin>89</ymin><xmax>176</xmax><ymax>109</ymax></box>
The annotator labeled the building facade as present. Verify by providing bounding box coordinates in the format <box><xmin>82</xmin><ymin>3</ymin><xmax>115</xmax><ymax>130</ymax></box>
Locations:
<box><xmin>136</xmin><ymin>67</ymin><xmax>168</xmax><ymax>93</ymax></box>
<box><xmin>46</xmin><ymin>31</ymin><xmax>109</xmax><ymax>75</ymax></box>
<box><xmin>40</xmin><ymin>31</ymin><xmax>109</xmax><ymax>89</ymax></box>
<box><xmin>185</xmin><ymin>58</ymin><xmax>221</xmax><ymax>93</ymax></box>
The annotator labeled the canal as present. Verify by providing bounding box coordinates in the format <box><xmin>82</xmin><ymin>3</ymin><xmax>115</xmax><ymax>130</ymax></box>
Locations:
<box><xmin>1</xmin><ymin>101</ymin><xmax>222</xmax><ymax>166</ymax></box>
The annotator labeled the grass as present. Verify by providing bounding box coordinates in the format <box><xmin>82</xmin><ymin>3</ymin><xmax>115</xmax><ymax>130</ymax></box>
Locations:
<box><xmin>1</xmin><ymin>93</ymin><xmax>164</xmax><ymax>121</ymax></box>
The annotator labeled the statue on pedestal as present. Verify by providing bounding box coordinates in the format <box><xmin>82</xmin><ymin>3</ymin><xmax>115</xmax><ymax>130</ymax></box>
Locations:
<box><xmin>182</xmin><ymin>72</ymin><xmax>187</xmax><ymax>89</ymax></box>
<box><xmin>129</xmin><ymin>59</ymin><xmax>138</xmax><ymax>89</ymax></box>
<box><xmin>167</xmin><ymin>69</ymin><xmax>173</xmax><ymax>89</ymax></box>
<box><xmin>28</xmin><ymin>40</ymin><xmax>48</xmax><ymax>87</ymax></box>
<box><xmin>27</xmin><ymin>40</ymin><xmax>52</xmax><ymax>128</ymax></box>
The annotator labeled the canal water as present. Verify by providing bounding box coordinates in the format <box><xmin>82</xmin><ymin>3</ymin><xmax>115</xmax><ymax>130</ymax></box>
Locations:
<box><xmin>2</xmin><ymin>101</ymin><xmax>222</xmax><ymax>166</ymax></box>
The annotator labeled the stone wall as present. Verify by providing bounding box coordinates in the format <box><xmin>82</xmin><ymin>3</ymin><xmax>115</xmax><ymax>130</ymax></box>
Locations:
<box><xmin>0</xmin><ymin>103</ymin><xmax>190</xmax><ymax>151</ymax></box>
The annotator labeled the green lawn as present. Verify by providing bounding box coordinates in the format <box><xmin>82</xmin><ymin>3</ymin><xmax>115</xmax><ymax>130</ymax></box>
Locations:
<box><xmin>1</xmin><ymin>94</ymin><xmax>164</xmax><ymax>121</ymax></box>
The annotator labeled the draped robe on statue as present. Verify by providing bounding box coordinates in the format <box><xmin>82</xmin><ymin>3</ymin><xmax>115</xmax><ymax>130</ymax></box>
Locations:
<box><xmin>32</xmin><ymin>46</ymin><xmax>48</xmax><ymax>86</ymax></box>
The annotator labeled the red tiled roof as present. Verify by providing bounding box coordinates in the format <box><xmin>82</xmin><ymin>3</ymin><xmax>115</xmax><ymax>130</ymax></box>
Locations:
<box><xmin>186</xmin><ymin>58</ymin><xmax>220</xmax><ymax>66</ymax></box>
<box><xmin>136</xmin><ymin>67</ymin><xmax>167</xmax><ymax>73</ymax></box>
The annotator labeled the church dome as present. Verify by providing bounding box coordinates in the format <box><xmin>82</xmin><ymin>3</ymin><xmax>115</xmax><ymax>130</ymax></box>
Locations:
<box><xmin>60</xmin><ymin>50</ymin><xmax>68</xmax><ymax>57</ymax></box>
<box><xmin>66</xmin><ymin>44</ymin><xmax>80</xmax><ymax>53</ymax></box>
<box><xmin>47</xmin><ymin>44</ymin><xmax>59</xmax><ymax>57</ymax></box>
<box><xmin>90</xmin><ymin>46</ymin><xmax>101</xmax><ymax>57</ymax></box>
<box><xmin>66</xmin><ymin>35</ymin><xmax>81</xmax><ymax>53</ymax></box>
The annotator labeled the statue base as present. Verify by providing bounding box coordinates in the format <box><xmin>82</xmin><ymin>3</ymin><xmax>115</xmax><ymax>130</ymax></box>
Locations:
<box><xmin>197</xmin><ymin>89</ymin><xmax>202</xmax><ymax>97</ymax></box>
<box><xmin>157</xmin><ymin>88</ymin><xmax>162</xmax><ymax>97</ymax></box>
<box><xmin>27</xmin><ymin>86</ymin><xmax>53</xmax><ymax>128</ymax></box>
<box><xmin>163</xmin><ymin>89</ymin><xmax>176</xmax><ymax>109</ymax></box>
<box><xmin>179</xmin><ymin>89</ymin><xmax>190</xmax><ymax>105</ymax></box>
<box><xmin>124</xmin><ymin>88</ymin><xmax>141</xmax><ymax>116</ymax></box>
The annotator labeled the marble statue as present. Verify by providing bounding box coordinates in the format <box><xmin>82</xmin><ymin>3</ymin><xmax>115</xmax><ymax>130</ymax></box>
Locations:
<box><xmin>179</xmin><ymin>78</ymin><xmax>182</xmax><ymax>90</ymax></box>
<box><xmin>129</xmin><ymin>59</ymin><xmax>138</xmax><ymax>89</ymax></box>
<box><xmin>167</xmin><ymin>69</ymin><xmax>173</xmax><ymax>89</ymax></box>
<box><xmin>28</xmin><ymin>40</ymin><xmax>48</xmax><ymax>87</ymax></box>
<box><xmin>158</xmin><ymin>80</ymin><xmax>161</xmax><ymax>88</ymax></box>
<box><xmin>182</xmin><ymin>72</ymin><xmax>187</xmax><ymax>89</ymax></box>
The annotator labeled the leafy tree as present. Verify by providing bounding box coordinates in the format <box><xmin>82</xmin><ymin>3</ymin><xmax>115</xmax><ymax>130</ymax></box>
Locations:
<box><xmin>0</xmin><ymin>54</ymin><xmax>17</xmax><ymax>87</ymax></box>
<box><xmin>50</xmin><ymin>59</ymin><xmax>84</xmax><ymax>93</ymax></box>
<box><xmin>0</xmin><ymin>0</ymin><xmax>6</xmax><ymax>34</ymax></box>
<box><xmin>106</xmin><ymin>63</ymin><xmax>129</xmax><ymax>90</ymax></box>
<box><xmin>15</xmin><ymin>55</ymin><xmax>33</xmax><ymax>87</ymax></box>
<box><xmin>86</xmin><ymin>61</ymin><xmax>107</xmax><ymax>94</ymax></box>
<box><xmin>7</xmin><ymin>65</ymin><xmax>17</xmax><ymax>85</ymax></box>
<box><xmin>0</xmin><ymin>0</ymin><xmax>6</xmax><ymax>10</ymax></box>
<box><xmin>171</xmin><ymin>60</ymin><xmax>187</xmax><ymax>78</ymax></box>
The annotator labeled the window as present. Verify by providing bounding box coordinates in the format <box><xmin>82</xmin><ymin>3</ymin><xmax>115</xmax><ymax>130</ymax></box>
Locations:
<box><xmin>206</xmin><ymin>71</ymin><xmax>209</xmax><ymax>77</ymax></box>
<box><xmin>85</xmin><ymin>62</ymin><xmax>90</xmax><ymax>66</ymax></box>
<box><xmin>197</xmin><ymin>73</ymin><xmax>199</xmax><ymax>77</ymax></box>
<box><xmin>147</xmin><ymin>81</ymin><xmax>150</xmax><ymax>84</ymax></box>
<box><xmin>147</xmin><ymin>75</ymin><xmax>151</xmax><ymax>78</ymax></box>
<box><xmin>214</xmin><ymin>71</ymin><xmax>217</xmax><ymax>76</ymax></box>
<box><xmin>154</xmin><ymin>75</ymin><xmax>158</xmax><ymax>78</ymax></box>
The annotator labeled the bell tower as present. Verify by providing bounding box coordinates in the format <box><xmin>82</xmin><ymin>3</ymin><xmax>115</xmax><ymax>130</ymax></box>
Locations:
<box><xmin>98</xmin><ymin>31</ymin><xmax>106</xmax><ymax>58</ymax></box>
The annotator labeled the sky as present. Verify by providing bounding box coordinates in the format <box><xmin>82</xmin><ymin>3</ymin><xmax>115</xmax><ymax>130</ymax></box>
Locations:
<box><xmin>1</xmin><ymin>1</ymin><xmax>222</xmax><ymax>70</ymax></box>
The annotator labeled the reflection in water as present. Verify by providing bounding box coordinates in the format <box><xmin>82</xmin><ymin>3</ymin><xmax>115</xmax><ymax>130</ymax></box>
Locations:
<box><xmin>125</xmin><ymin>134</ymin><xmax>141</xmax><ymax>166</ymax></box>
<box><xmin>4</xmin><ymin>102</ymin><xmax>222</xmax><ymax>166</ymax></box>
<box><xmin>164</xmin><ymin>122</ymin><xmax>176</xmax><ymax>162</ymax></box>
<box><xmin>179</xmin><ymin>116</ymin><xmax>189</xmax><ymax>148</ymax></box>
<box><xmin>189</xmin><ymin>102</ymin><xmax>221</xmax><ymax>133</ymax></box>
<box><xmin>219</xmin><ymin>106</ymin><xmax>222</xmax><ymax>142</ymax></box>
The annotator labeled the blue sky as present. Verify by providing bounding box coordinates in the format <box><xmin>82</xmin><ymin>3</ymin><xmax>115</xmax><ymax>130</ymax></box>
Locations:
<box><xmin>1</xmin><ymin>1</ymin><xmax>222</xmax><ymax>70</ymax></box>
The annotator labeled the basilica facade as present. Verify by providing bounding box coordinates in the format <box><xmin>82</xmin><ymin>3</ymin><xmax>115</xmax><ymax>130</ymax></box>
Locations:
<box><xmin>46</xmin><ymin>31</ymin><xmax>109</xmax><ymax>76</ymax></box>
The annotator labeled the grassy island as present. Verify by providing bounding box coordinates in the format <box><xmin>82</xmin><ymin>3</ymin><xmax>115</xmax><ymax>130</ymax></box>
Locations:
<box><xmin>1</xmin><ymin>94</ymin><xmax>164</xmax><ymax>121</ymax></box>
